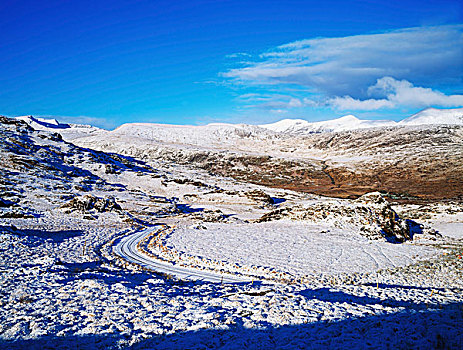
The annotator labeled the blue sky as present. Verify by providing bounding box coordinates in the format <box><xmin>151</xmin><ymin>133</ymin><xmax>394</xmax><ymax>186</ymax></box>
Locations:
<box><xmin>0</xmin><ymin>0</ymin><xmax>462</xmax><ymax>128</ymax></box>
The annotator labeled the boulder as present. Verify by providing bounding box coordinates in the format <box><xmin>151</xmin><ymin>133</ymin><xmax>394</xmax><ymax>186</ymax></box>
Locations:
<box><xmin>245</xmin><ymin>189</ymin><xmax>275</xmax><ymax>205</ymax></box>
<box><xmin>258</xmin><ymin>192</ymin><xmax>412</xmax><ymax>242</ymax></box>
<box><xmin>357</xmin><ymin>192</ymin><xmax>410</xmax><ymax>242</ymax></box>
<box><xmin>61</xmin><ymin>195</ymin><xmax>122</xmax><ymax>213</ymax></box>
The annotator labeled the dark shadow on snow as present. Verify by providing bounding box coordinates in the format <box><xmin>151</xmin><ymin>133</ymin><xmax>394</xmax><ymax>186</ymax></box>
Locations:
<box><xmin>300</xmin><ymin>287</ymin><xmax>430</xmax><ymax>310</ymax></box>
<box><xmin>1</xmin><ymin>299</ymin><xmax>461</xmax><ymax>350</ymax></box>
<box><xmin>360</xmin><ymin>283</ymin><xmax>458</xmax><ymax>292</ymax></box>
<box><xmin>271</xmin><ymin>197</ymin><xmax>286</xmax><ymax>205</ymax></box>
<box><xmin>406</xmin><ymin>219</ymin><xmax>424</xmax><ymax>239</ymax></box>
<box><xmin>0</xmin><ymin>225</ymin><xmax>84</xmax><ymax>243</ymax></box>
<box><xmin>380</xmin><ymin>218</ymin><xmax>424</xmax><ymax>244</ymax></box>
<box><xmin>175</xmin><ymin>203</ymin><xmax>204</xmax><ymax>213</ymax></box>
<box><xmin>52</xmin><ymin>261</ymin><xmax>154</xmax><ymax>289</ymax></box>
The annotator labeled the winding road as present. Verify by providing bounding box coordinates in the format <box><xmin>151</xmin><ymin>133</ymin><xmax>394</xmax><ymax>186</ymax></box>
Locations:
<box><xmin>114</xmin><ymin>225</ymin><xmax>250</xmax><ymax>283</ymax></box>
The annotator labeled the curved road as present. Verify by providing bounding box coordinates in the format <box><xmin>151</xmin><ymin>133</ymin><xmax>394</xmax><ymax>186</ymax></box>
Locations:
<box><xmin>114</xmin><ymin>225</ymin><xmax>250</xmax><ymax>283</ymax></box>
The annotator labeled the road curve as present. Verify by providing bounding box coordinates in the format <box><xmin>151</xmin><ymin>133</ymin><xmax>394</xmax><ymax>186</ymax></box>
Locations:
<box><xmin>114</xmin><ymin>225</ymin><xmax>251</xmax><ymax>283</ymax></box>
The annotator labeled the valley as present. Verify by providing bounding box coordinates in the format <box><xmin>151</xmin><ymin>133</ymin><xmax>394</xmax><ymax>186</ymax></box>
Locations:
<box><xmin>1</xmin><ymin>110</ymin><xmax>462</xmax><ymax>349</ymax></box>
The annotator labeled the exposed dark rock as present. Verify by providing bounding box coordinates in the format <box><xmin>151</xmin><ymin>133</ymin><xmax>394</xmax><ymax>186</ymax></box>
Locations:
<box><xmin>189</xmin><ymin>209</ymin><xmax>229</xmax><ymax>222</ymax></box>
<box><xmin>259</xmin><ymin>192</ymin><xmax>413</xmax><ymax>242</ymax></box>
<box><xmin>61</xmin><ymin>195</ymin><xmax>122</xmax><ymax>213</ymax></box>
<box><xmin>105</xmin><ymin>164</ymin><xmax>117</xmax><ymax>174</ymax></box>
<box><xmin>0</xmin><ymin>198</ymin><xmax>14</xmax><ymax>207</ymax></box>
<box><xmin>0</xmin><ymin>210</ymin><xmax>36</xmax><ymax>219</ymax></box>
<box><xmin>356</xmin><ymin>192</ymin><xmax>410</xmax><ymax>242</ymax></box>
<box><xmin>245</xmin><ymin>189</ymin><xmax>275</xmax><ymax>205</ymax></box>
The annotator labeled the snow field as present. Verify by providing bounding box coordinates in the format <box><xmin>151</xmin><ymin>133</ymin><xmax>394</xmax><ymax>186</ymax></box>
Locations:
<box><xmin>166</xmin><ymin>221</ymin><xmax>439</xmax><ymax>277</ymax></box>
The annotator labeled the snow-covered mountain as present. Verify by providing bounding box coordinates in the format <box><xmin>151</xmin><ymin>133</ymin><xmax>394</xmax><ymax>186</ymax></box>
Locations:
<box><xmin>260</xmin><ymin>107</ymin><xmax>463</xmax><ymax>134</ymax></box>
<box><xmin>399</xmin><ymin>107</ymin><xmax>463</xmax><ymax>126</ymax></box>
<box><xmin>259</xmin><ymin>115</ymin><xmax>396</xmax><ymax>134</ymax></box>
<box><xmin>16</xmin><ymin>115</ymin><xmax>71</xmax><ymax>130</ymax></box>
<box><xmin>16</xmin><ymin>115</ymin><xmax>106</xmax><ymax>140</ymax></box>
<box><xmin>112</xmin><ymin>122</ymin><xmax>267</xmax><ymax>143</ymax></box>
<box><xmin>14</xmin><ymin>107</ymin><xmax>463</xmax><ymax>143</ymax></box>
<box><xmin>2</xmin><ymin>114</ymin><xmax>463</xmax><ymax>349</ymax></box>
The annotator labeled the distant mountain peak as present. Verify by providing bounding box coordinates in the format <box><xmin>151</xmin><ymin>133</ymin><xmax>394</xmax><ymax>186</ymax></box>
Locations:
<box><xmin>337</xmin><ymin>114</ymin><xmax>359</xmax><ymax>121</ymax></box>
<box><xmin>260</xmin><ymin>114</ymin><xmax>395</xmax><ymax>134</ymax></box>
<box><xmin>399</xmin><ymin>107</ymin><xmax>463</xmax><ymax>126</ymax></box>
<box><xmin>16</xmin><ymin>115</ymin><xmax>70</xmax><ymax>129</ymax></box>
<box><xmin>13</xmin><ymin>107</ymin><xmax>463</xmax><ymax>141</ymax></box>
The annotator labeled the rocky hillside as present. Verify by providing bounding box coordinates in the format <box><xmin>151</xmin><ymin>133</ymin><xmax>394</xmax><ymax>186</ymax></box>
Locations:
<box><xmin>15</xmin><ymin>108</ymin><xmax>463</xmax><ymax>200</ymax></box>
<box><xmin>0</xmin><ymin>116</ymin><xmax>175</xmax><ymax>222</ymax></box>
<box><xmin>70</xmin><ymin>122</ymin><xmax>463</xmax><ymax>201</ymax></box>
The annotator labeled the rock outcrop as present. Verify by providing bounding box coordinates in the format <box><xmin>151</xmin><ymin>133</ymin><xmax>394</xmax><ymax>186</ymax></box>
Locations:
<box><xmin>245</xmin><ymin>189</ymin><xmax>275</xmax><ymax>205</ymax></box>
<box><xmin>259</xmin><ymin>192</ymin><xmax>412</xmax><ymax>242</ymax></box>
<box><xmin>61</xmin><ymin>195</ymin><xmax>122</xmax><ymax>213</ymax></box>
<box><xmin>356</xmin><ymin>192</ymin><xmax>410</xmax><ymax>242</ymax></box>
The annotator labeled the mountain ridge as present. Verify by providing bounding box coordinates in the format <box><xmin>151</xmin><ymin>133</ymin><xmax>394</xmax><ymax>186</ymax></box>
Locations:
<box><xmin>399</xmin><ymin>107</ymin><xmax>463</xmax><ymax>126</ymax></box>
<box><xmin>13</xmin><ymin>107</ymin><xmax>463</xmax><ymax>137</ymax></box>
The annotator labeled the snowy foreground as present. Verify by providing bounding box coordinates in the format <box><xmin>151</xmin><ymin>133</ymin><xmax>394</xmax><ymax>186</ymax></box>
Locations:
<box><xmin>1</xmin><ymin>115</ymin><xmax>463</xmax><ymax>349</ymax></box>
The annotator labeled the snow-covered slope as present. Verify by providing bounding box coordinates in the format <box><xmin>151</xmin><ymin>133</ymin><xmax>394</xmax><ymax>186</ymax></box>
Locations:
<box><xmin>260</xmin><ymin>115</ymin><xmax>396</xmax><ymax>134</ymax></box>
<box><xmin>16</xmin><ymin>115</ymin><xmax>70</xmax><ymax>129</ymax></box>
<box><xmin>93</xmin><ymin>115</ymin><xmax>396</xmax><ymax>148</ymax></box>
<box><xmin>15</xmin><ymin>115</ymin><xmax>106</xmax><ymax>140</ymax></box>
<box><xmin>261</xmin><ymin>108</ymin><xmax>463</xmax><ymax>134</ymax></box>
<box><xmin>14</xmin><ymin>107</ymin><xmax>463</xmax><ymax>143</ymax></box>
<box><xmin>258</xmin><ymin>119</ymin><xmax>312</xmax><ymax>133</ymax></box>
<box><xmin>399</xmin><ymin>107</ymin><xmax>463</xmax><ymax>126</ymax></box>
<box><xmin>111</xmin><ymin>122</ymin><xmax>272</xmax><ymax>146</ymax></box>
<box><xmin>1</xmin><ymin>115</ymin><xmax>463</xmax><ymax>349</ymax></box>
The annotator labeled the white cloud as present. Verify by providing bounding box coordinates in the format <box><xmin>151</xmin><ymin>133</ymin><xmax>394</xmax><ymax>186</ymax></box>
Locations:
<box><xmin>223</xmin><ymin>25</ymin><xmax>463</xmax><ymax>98</ymax></box>
<box><xmin>225</xmin><ymin>52</ymin><xmax>252</xmax><ymax>59</ymax></box>
<box><xmin>288</xmin><ymin>98</ymin><xmax>303</xmax><ymax>107</ymax></box>
<box><xmin>328</xmin><ymin>96</ymin><xmax>394</xmax><ymax>110</ymax></box>
<box><xmin>237</xmin><ymin>93</ymin><xmax>308</xmax><ymax>110</ymax></box>
<box><xmin>369</xmin><ymin>77</ymin><xmax>463</xmax><ymax>107</ymax></box>
<box><xmin>270</xmin><ymin>109</ymin><xmax>287</xmax><ymax>114</ymax></box>
<box><xmin>329</xmin><ymin>77</ymin><xmax>463</xmax><ymax>111</ymax></box>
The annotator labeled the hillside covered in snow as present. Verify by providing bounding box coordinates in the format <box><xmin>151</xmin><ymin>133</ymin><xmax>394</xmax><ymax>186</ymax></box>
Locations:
<box><xmin>17</xmin><ymin>107</ymin><xmax>463</xmax><ymax>138</ymax></box>
<box><xmin>54</xmin><ymin>107</ymin><xmax>463</xmax><ymax>201</ymax></box>
<box><xmin>1</xmin><ymin>109</ymin><xmax>462</xmax><ymax>349</ymax></box>
<box><xmin>259</xmin><ymin>107</ymin><xmax>463</xmax><ymax>134</ymax></box>
<box><xmin>399</xmin><ymin>107</ymin><xmax>463</xmax><ymax>126</ymax></box>
<box><xmin>259</xmin><ymin>115</ymin><xmax>396</xmax><ymax>134</ymax></box>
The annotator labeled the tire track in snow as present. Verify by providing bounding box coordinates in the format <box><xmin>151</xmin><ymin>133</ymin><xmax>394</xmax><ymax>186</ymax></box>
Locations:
<box><xmin>114</xmin><ymin>225</ymin><xmax>251</xmax><ymax>283</ymax></box>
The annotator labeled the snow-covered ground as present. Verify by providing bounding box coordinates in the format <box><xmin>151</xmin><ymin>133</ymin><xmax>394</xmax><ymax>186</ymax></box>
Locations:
<box><xmin>166</xmin><ymin>221</ymin><xmax>438</xmax><ymax>276</ymax></box>
<box><xmin>1</xmin><ymin>115</ymin><xmax>462</xmax><ymax>349</ymax></box>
